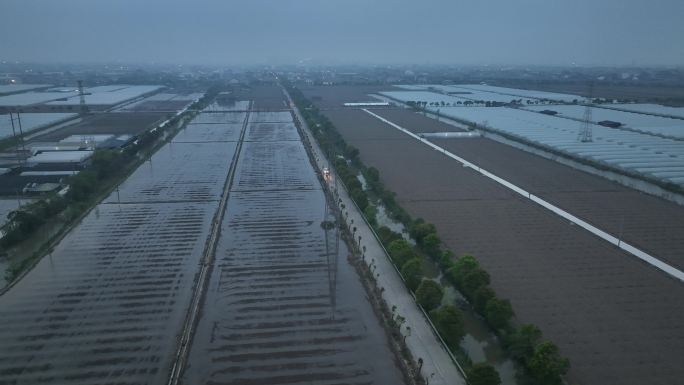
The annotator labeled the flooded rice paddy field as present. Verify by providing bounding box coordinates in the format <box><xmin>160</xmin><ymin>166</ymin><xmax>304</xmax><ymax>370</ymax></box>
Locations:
<box><xmin>103</xmin><ymin>142</ymin><xmax>237</xmax><ymax>204</ymax></box>
<box><xmin>0</xmin><ymin>102</ymin><xmax>406</xmax><ymax>384</ymax></box>
<box><xmin>0</xmin><ymin>111</ymin><xmax>245</xmax><ymax>384</ymax></box>
<box><xmin>249</xmin><ymin>111</ymin><xmax>293</xmax><ymax>123</ymax></box>
<box><xmin>0</xmin><ymin>201</ymin><xmax>217</xmax><ymax>384</ymax></box>
<box><xmin>182</xmin><ymin>109</ymin><xmax>405</xmax><ymax>385</ymax></box>
<box><xmin>202</xmin><ymin>100</ymin><xmax>251</xmax><ymax>112</ymax></box>
<box><xmin>246</xmin><ymin>122</ymin><xmax>300</xmax><ymax>142</ymax></box>
<box><xmin>231</xmin><ymin>141</ymin><xmax>318</xmax><ymax>192</ymax></box>
<box><xmin>313</xmin><ymin>105</ymin><xmax>684</xmax><ymax>385</ymax></box>
<box><xmin>190</xmin><ymin>112</ymin><xmax>247</xmax><ymax>125</ymax></box>
<box><xmin>173</xmin><ymin>122</ymin><xmax>244</xmax><ymax>143</ymax></box>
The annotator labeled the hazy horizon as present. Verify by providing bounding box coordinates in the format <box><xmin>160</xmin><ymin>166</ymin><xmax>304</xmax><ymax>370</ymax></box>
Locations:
<box><xmin>2</xmin><ymin>0</ymin><xmax>683</xmax><ymax>67</ymax></box>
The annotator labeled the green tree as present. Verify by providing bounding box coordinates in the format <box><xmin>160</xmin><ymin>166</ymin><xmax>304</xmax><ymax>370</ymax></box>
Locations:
<box><xmin>377</xmin><ymin>226</ymin><xmax>402</xmax><ymax>246</ymax></box>
<box><xmin>421</xmin><ymin>232</ymin><xmax>442</xmax><ymax>259</ymax></box>
<box><xmin>473</xmin><ymin>286</ymin><xmax>496</xmax><ymax>314</ymax></box>
<box><xmin>345</xmin><ymin>145</ymin><xmax>360</xmax><ymax>163</ymax></box>
<box><xmin>416</xmin><ymin>280</ymin><xmax>444</xmax><ymax>311</ymax></box>
<box><xmin>387</xmin><ymin>239</ymin><xmax>416</xmax><ymax>266</ymax></box>
<box><xmin>0</xmin><ymin>210</ymin><xmax>44</xmax><ymax>248</ymax></box>
<box><xmin>507</xmin><ymin>324</ymin><xmax>542</xmax><ymax>361</ymax></box>
<box><xmin>401</xmin><ymin>258</ymin><xmax>423</xmax><ymax>291</ymax></box>
<box><xmin>466</xmin><ymin>363</ymin><xmax>501</xmax><ymax>385</ymax></box>
<box><xmin>527</xmin><ymin>341</ymin><xmax>570</xmax><ymax>385</ymax></box>
<box><xmin>350</xmin><ymin>188</ymin><xmax>369</xmax><ymax>211</ymax></box>
<box><xmin>462</xmin><ymin>268</ymin><xmax>490</xmax><ymax>298</ymax></box>
<box><xmin>67</xmin><ymin>170</ymin><xmax>98</xmax><ymax>201</ymax></box>
<box><xmin>431</xmin><ymin>305</ymin><xmax>465</xmax><ymax>349</ymax></box>
<box><xmin>446</xmin><ymin>254</ymin><xmax>479</xmax><ymax>287</ymax></box>
<box><xmin>91</xmin><ymin>149</ymin><xmax>122</xmax><ymax>179</ymax></box>
<box><xmin>364</xmin><ymin>204</ymin><xmax>377</xmax><ymax>227</ymax></box>
<box><xmin>409</xmin><ymin>219</ymin><xmax>436</xmax><ymax>243</ymax></box>
<box><xmin>485</xmin><ymin>298</ymin><xmax>514</xmax><ymax>330</ymax></box>
<box><xmin>366</xmin><ymin>167</ymin><xmax>380</xmax><ymax>183</ymax></box>
<box><xmin>438</xmin><ymin>249</ymin><xmax>455</xmax><ymax>270</ymax></box>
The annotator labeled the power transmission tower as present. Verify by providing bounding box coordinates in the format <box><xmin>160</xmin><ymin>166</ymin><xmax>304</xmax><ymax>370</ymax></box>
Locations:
<box><xmin>78</xmin><ymin>80</ymin><xmax>89</xmax><ymax>114</ymax></box>
<box><xmin>578</xmin><ymin>82</ymin><xmax>594</xmax><ymax>143</ymax></box>
<box><xmin>9</xmin><ymin>112</ymin><xmax>27</xmax><ymax>165</ymax></box>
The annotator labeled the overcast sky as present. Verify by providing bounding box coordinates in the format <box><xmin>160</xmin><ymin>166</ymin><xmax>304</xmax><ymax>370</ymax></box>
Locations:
<box><xmin>2</xmin><ymin>0</ymin><xmax>682</xmax><ymax>66</ymax></box>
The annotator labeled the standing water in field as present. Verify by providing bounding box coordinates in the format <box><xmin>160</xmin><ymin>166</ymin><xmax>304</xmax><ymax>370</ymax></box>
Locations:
<box><xmin>443</xmin><ymin>285</ymin><xmax>518</xmax><ymax>385</ymax></box>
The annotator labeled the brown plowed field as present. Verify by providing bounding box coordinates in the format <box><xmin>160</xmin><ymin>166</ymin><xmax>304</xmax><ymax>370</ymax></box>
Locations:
<box><xmin>371</xmin><ymin>108</ymin><xmax>466</xmax><ymax>133</ymax></box>
<box><xmin>311</xmin><ymin>103</ymin><xmax>684</xmax><ymax>385</ymax></box>
<box><xmin>30</xmin><ymin>112</ymin><xmax>166</xmax><ymax>142</ymax></box>
<box><xmin>232</xmin><ymin>85</ymin><xmax>288</xmax><ymax>110</ymax></box>
<box><xmin>369</xmin><ymin>108</ymin><xmax>684</xmax><ymax>272</ymax></box>
<box><xmin>299</xmin><ymin>85</ymin><xmax>398</xmax><ymax>108</ymax></box>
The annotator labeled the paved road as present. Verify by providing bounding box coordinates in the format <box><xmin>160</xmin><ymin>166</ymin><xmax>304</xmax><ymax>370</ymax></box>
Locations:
<box><xmin>285</xmin><ymin>88</ymin><xmax>467</xmax><ymax>385</ymax></box>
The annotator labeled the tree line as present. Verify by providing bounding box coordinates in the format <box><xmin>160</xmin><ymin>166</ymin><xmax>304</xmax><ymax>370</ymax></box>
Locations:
<box><xmin>288</xmin><ymin>84</ymin><xmax>569</xmax><ymax>385</ymax></box>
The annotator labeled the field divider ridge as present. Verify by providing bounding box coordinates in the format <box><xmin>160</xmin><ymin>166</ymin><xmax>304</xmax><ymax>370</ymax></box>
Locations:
<box><xmin>166</xmin><ymin>105</ymin><xmax>251</xmax><ymax>385</ymax></box>
<box><xmin>362</xmin><ymin>108</ymin><xmax>684</xmax><ymax>283</ymax></box>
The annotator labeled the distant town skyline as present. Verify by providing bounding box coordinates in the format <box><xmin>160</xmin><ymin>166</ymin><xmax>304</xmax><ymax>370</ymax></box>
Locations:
<box><xmin>2</xmin><ymin>0</ymin><xmax>683</xmax><ymax>66</ymax></box>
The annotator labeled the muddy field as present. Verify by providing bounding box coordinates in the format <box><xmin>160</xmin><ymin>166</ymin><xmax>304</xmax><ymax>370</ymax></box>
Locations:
<box><xmin>173</xmin><ymin>122</ymin><xmax>244</xmax><ymax>143</ymax></box>
<box><xmin>370</xmin><ymin>108</ymin><xmax>466</xmax><ymax>133</ymax></box>
<box><xmin>30</xmin><ymin>112</ymin><xmax>166</xmax><ymax>142</ymax></box>
<box><xmin>299</xmin><ymin>85</ymin><xmax>398</xmax><ymax>108</ymax></box>
<box><xmin>126</xmin><ymin>100</ymin><xmax>191</xmax><ymax>112</ymax></box>
<box><xmin>366</xmin><ymin>109</ymin><xmax>684</xmax><ymax>272</ymax></box>
<box><xmin>189</xmin><ymin>112</ymin><xmax>246</xmax><ymax>125</ymax></box>
<box><xmin>313</xmin><ymin>104</ymin><xmax>684</xmax><ymax>385</ymax></box>
<box><xmin>497</xmin><ymin>83</ymin><xmax>684</xmax><ymax>104</ymax></box>
<box><xmin>231</xmin><ymin>85</ymin><xmax>288</xmax><ymax>110</ymax></box>
<box><xmin>182</xmin><ymin>108</ymin><xmax>405</xmax><ymax>385</ymax></box>
<box><xmin>429</xmin><ymin>137</ymin><xmax>684</xmax><ymax>270</ymax></box>
<box><xmin>0</xmin><ymin>111</ymin><xmax>243</xmax><ymax>384</ymax></box>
